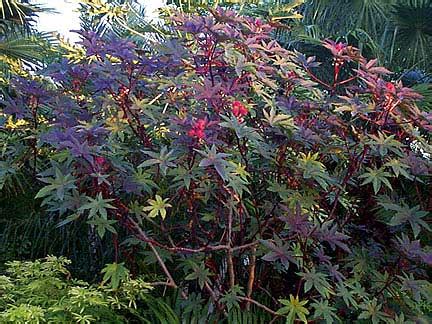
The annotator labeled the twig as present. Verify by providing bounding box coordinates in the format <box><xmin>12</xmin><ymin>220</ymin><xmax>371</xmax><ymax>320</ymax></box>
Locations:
<box><xmin>245</xmin><ymin>245</ymin><xmax>256</xmax><ymax>310</ymax></box>
<box><xmin>227</xmin><ymin>208</ymin><xmax>235</xmax><ymax>288</ymax></box>
<box><xmin>238</xmin><ymin>297</ymin><xmax>280</xmax><ymax>317</ymax></box>
<box><xmin>129</xmin><ymin>217</ymin><xmax>187</xmax><ymax>299</ymax></box>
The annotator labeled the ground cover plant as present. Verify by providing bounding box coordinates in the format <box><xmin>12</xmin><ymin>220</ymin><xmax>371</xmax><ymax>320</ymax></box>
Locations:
<box><xmin>1</xmin><ymin>5</ymin><xmax>431</xmax><ymax>323</ymax></box>
<box><xmin>0</xmin><ymin>256</ymin><xmax>165</xmax><ymax>323</ymax></box>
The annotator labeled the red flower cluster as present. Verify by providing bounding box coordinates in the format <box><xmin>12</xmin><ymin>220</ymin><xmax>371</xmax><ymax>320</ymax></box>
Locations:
<box><xmin>95</xmin><ymin>156</ymin><xmax>106</xmax><ymax>165</ymax></box>
<box><xmin>334</xmin><ymin>42</ymin><xmax>346</xmax><ymax>54</ymax></box>
<box><xmin>232</xmin><ymin>101</ymin><xmax>248</xmax><ymax>120</ymax></box>
<box><xmin>385</xmin><ymin>82</ymin><xmax>396</xmax><ymax>94</ymax></box>
<box><xmin>323</xmin><ymin>40</ymin><xmax>347</xmax><ymax>56</ymax></box>
<box><xmin>188</xmin><ymin>118</ymin><xmax>207</xmax><ymax>140</ymax></box>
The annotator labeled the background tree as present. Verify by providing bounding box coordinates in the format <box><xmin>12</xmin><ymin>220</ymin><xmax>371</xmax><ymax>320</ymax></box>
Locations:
<box><xmin>281</xmin><ymin>0</ymin><xmax>432</xmax><ymax>74</ymax></box>
<box><xmin>0</xmin><ymin>0</ymin><xmax>58</xmax><ymax>94</ymax></box>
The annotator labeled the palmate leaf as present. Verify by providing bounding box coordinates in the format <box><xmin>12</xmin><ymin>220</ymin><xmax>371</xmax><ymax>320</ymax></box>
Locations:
<box><xmin>101</xmin><ymin>262</ymin><xmax>129</xmax><ymax>289</ymax></box>
<box><xmin>197</xmin><ymin>145</ymin><xmax>231</xmax><ymax>181</ymax></box>
<box><xmin>220</xmin><ymin>285</ymin><xmax>244</xmax><ymax>312</ymax></box>
<box><xmin>358</xmin><ymin>298</ymin><xmax>389</xmax><ymax>324</ymax></box>
<box><xmin>185</xmin><ymin>263</ymin><xmax>212</xmax><ymax>289</ymax></box>
<box><xmin>260</xmin><ymin>239</ymin><xmax>297</xmax><ymax>269</ymax></box>
<box><xmin>169</xmin><ymin>166</ymin><xmax>196</xmax><ymax>190</ymax></box>
<box><xmin>78</xmin><ymin>192</ymin><xmax>117</xmax><ymax>219</ymax></box>
<box><xmin>336</xmin><ymin>282</ymin><xmax>359</xmax><ymax>308</ymax></box>
<box><xmin>384</xmin><ymin>158</ymin><xmax>411</xmax><ymax>179</ymax></box>
<box><xmin>87</xmin><ymin>217</ymin><xmax>117</xmax><ymax>238</ymax></box>
<box><xmin>262</xmin><ymin>106</ymin><xmax>296</xmax><ymax>129</ymax></box>
<box><xmin>297</xmin><ymin>267</ymin><xmax>334</xmax><ymax>299</ymax></box>
<box><xmin>311</xmin><ymin>299</ymin><xmax>340</xmax><ymax>324</ymax></box>
<box><xmin>268</xmin><ymin>181</ymin><xmax>291</xmax><ymax>201</ymax></box>
<box><xmin>296</xmin><ymin>152</ymin><xmax>332</xmax><ymax>190</ymax></box>
<box><xmin>398</xmin><ymin>272</ymin><xmax>431</xmax><ymax>302</ymax></box>
<box><xmin>337</xmin><ymin>285</ymin><xmax>357</xmax><ymax>308</ymax></box>
<box><xmin>131</xmin><ymin>168</ymin><xmax>158</xmax><ymax>194</ymax></box>
<box><xmin>317</xmin><ymin>222</ymin><xmax>351</xmax><ymax>253</ymax></box>
<box><xmin>367</xmin><ymin>132</ymin><xmax>404</xmax><ymax>157</ymax></box>
<box><xmin>379</xmin><ymin>203</ymin><xmax>431</xmax><ymax>238</ymax></box>
<box><xmin>358</xmin><ymin>167</ymin><xmax>392</xmax><ymax>194</ymax></box>
<box><xmin>35</xmin><ymin>168</ymin><xmax>76</xmax><ymax>201</ymax></box>
<box><xmin>139</xmin><ymin>146</ymin><xmax>176</xmax><ymax>176</ymax></box>
<box><xmin>142</xmin><ymin>195</ymin><xmax>172</xmax><ymax>220</ymax></box>
<box><xmin>219</xmin><ymin>115</ymin><xmax>262</xmax><ymax>141</ymax></box>
<box><xmin>226</xmin><ymin>172</ymin><xmax>250</xmax><ymax>197</ymax></box>
<box><xmin>345</xmin><ymin>248</ymin><xmax>377</xmax><ymax>279</ymax></box>
<box><xmin>277</xmin><ymin>295</ymin><xmax>309</xmax><ymax>324</ymax></box>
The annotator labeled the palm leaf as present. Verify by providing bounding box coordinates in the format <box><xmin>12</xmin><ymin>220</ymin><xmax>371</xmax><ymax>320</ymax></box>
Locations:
<box><xmin>0</xmin><ymin>37</ymin><xmax>44</xmax><ymax>63</ymax></box>
<box><xmin>388</xmin><ymin>0</ymin><xmax>432</xmax><ymax>71</ymax></box>
<box><xmin>0</xmin><ymin>0</ymin><xmax>37</xmax><ymax>25</ymax></box>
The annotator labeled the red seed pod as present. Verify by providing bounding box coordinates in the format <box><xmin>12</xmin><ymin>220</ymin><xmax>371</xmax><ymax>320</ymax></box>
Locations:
<box><xmin>188</xmin><ymin>118</ymin><xmax>208</xmax><ymax>140</ymax></box>
<box><xmin>232</xmin><ymin>101</ymin><xmax>248</xmax><ymax>119</ymax></box>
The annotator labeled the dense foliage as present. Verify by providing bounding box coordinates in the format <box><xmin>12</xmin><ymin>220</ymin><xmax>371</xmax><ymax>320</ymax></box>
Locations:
<box><xmin>296</xmin><ymin>0</ymin><xmax>432</xmax><ymax>74</ymax></box>
<box><xmin>0</xmin><ymin>0</ymin><xmax>58</xmax><ymax>94</ymax></box>
<box><xmin>1</xmin><ymin>5</ymin><xmax>431</xmax><ymax>323</ymax></box>
<box><xmin>0</xmin><ymin>256</ymin><xmax>181</xmax><ymax>323</ymax></box>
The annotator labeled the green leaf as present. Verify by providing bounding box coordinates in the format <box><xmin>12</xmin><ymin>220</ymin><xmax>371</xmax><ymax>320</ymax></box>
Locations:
<box><xmin>101</xmin><ymin>262</ymin><xmax>129</xmax><ymax>289</ymax></box>
<box><xmin>139</xmin><ymin>146</ymin><xmax>176</xmax><ymax>175</ymax></box>
<box><xmin>185</xmin><ymin>263</ymin><xmax>212</xmax><ymax>289</ymax></box>
<box><xmin>36</xmin><ymin>168</ymin><xmax>76</xmax><ymax>200</ymax></box>
<box><xmin>297</xmin><ymin>267</ymin><xmax>334</xmax><ymax>299</ymax></box>
<box><xmin>87</xmin><ymin>218</ymin><xmax>117</xmax><ymax>238</ymax></box>
<box><xmin>297</xmin><ymin>152</ymin><xmax>331</xmax><ymax>190</ymax></box>
<box><xmin>78</xmin><ymin>193</ymin><xmax>117</xmax><ymax>219</ymax></box>
<box><xmin>143</xmin><ymin>195</ymin><xmax>172</xmax><ymax>220</ymax></box>
<box><xmin>311</xmin><ymin>299</ymin><xmax>340</xmax><ymax>324</ymax></box>
<box><xmin>197</xmin><ymin>145</ymin><xmax>231</xmax><ymax>181</ymax></box>
<box><xmin>131</xmin><ymin>169</ymin><xmax>158</xmax><ymax>193</ymax></box>
<box><xmin>262</xmin><ymin>106</ymin><xmax>296</xmax><ymax>130</ymax></box>
<box><xmin>379</xmin><ymin>203</ymin><xmax>431</xmax><ymax>238</ymax></box>
<box><xmin>358</xmin><ymin>299</ymin><xmax>389</xmax><ymax>324</ymax></box>
<box><xmin>220</xmin><ymin>285</ymin><xmax>245</xmax><ymax>312</ymax></box>
<box><xmin>336</xmin><ymin>282</ymin><xmax>359</xmax><ymax>308</ymax></box>
<box><xmin>359</xmin><ymin>167</ymin><xmax>393</xmax><ymax>194</ymax></box>
<box><xmin>219</xmin><ymin>114</ymin><xmax>262</xmax><ymax>141</ymax></box>
<box><xmin>367</xmin><ymin>132</ymin><xmax>404</xmax><ymax>157</ymax></box>
<box><xmin>384</xmin><ymin>158</ymin><xmax>411</xmax><ymax>179</ymax></box>
<box><xmin>277</xmin><ymin>295</ymin><xmax>309</xmax><ymax>324</ymax></box>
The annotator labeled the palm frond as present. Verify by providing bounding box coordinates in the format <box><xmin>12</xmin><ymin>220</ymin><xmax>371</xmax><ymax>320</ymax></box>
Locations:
<box><xmin>0</xmin><ymin>37</ymin><xmax>44</xmax><ymax>63</ymax></box>
<box><xmin>387</xmin><ymin>0</ymin><xmax>432</xmax><ymax>71</ymax></box>
<box><xmin>413</xmin><ymin>83</ymin><xmax>432</xmax><ymax>112</ymax></box>
<box><xmin>0</xmin><ymin>0</ymin><xmax>39</xmax><ymax>27</ymax></box>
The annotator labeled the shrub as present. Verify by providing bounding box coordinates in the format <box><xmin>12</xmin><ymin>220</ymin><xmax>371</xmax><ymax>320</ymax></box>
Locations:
<box><xmin>0</xmin><ymin>256</ymin><xmax>161</xmax><ymax>323</ymax></box>
<box><xmin>1</xmin><ymin>7</ymin><xmax>431</xmax><ymax>323</ymax></box>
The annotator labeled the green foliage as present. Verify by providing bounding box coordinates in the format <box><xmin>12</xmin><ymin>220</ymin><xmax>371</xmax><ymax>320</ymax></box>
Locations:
<box><xmin>297</xmin><ymin>268</ymin><xmax>334</xmax><ymax>299</ymax></box>
<box><xmin>311</xmin><ymin>299</ymin><xmax>339</xmax><ymax>324</ymax></box>
<box><xmin>0</xmin><ymin>256</ymin><xmax>154</xmax><ymax>323</ymax></box>
<box><xmin>101</xmin><ymin>262</ymin><xmax>129</xmax><ymax>289</ymax></box>
<box><xmin>277</xmin><ymin>295</ymin><xmax>309</xmax><ymax>324</ymax></box>
<box><xmin>0</xmin><ymin>1</ymin><xmax>59</xmax><ymax>92</ymax></box>
<box><xmin>378</xmin><ymin>201</ymin><xmax>431</xmax><ymax>238</ymax></box>
<box><xmin>359</xmin><ymin>167</ymin><xmax>393</xmax><ymax>194</ymax></box>
<box><xmin>142</xmin><ymin>195</ymin><xmax>172</xmax><ymax>219</ymax></box>
<box><xmin>287</xmin><ymin>0</ymin><xmax>432</xmax><ymax>74</ymax></box>
<box><xmin>358</xmin><ymin>298</ymin><xmax>389</xmax><ymax>324</ymax></box>
<box><xmin>220</xmin><ymin>285</ymin><xmax>244</xmax><ymax>312</ymax></box>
